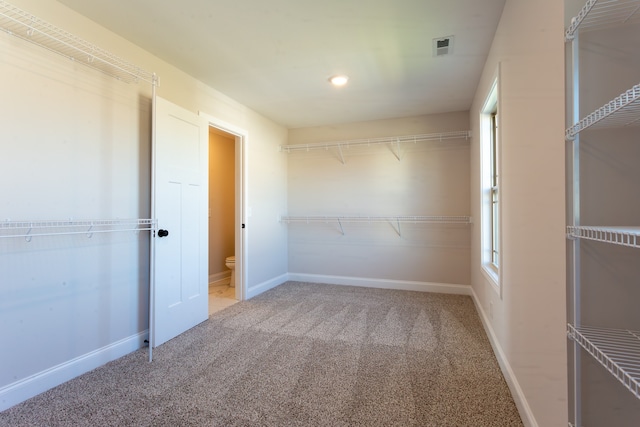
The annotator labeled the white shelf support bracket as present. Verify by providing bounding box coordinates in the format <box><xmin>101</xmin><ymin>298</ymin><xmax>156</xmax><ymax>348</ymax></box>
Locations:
<box><xmin>337</xmin><ymin>218</ymin><xmax>345</xmax><ymax>235</ymax></box>
<box><xmin>337</xmin><ymin>144</ymin><xmax>345</xmax><ymax>165</ymax></box>
<box><xmin>388</xmin><ymin>140</ymin><xmax>401</xmax><ymax>161</ymax></box>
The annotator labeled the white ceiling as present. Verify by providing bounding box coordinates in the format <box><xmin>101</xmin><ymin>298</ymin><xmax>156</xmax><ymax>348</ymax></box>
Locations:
<box><xmin>56</xmin><ymin>0</ymin><xmax>506</xmax><ymax>129</ymax></box>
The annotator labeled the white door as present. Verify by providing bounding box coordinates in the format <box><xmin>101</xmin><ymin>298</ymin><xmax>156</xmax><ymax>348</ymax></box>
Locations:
<box><xmin>152</xmin><ymin>96</ymin><xmax>208</xmax><ymax>347</ymax></box>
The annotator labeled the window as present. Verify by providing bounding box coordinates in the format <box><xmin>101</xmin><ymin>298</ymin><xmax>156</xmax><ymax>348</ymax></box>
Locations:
<box><xmin>481</xmin><ymin>76</ymin><xmax>500</xmax><ymax>293</ymax></box>
<box><xmin>490</xmin><ymin>109</ymin><xmax>499</xmax><ymax>268</ymax></box>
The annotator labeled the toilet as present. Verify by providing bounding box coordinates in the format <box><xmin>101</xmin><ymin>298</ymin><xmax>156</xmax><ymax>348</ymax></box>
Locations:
<box><xmin>225</xmin><ymin>255</ymin><xmax>236</xmax><ymax>287</ymax></box>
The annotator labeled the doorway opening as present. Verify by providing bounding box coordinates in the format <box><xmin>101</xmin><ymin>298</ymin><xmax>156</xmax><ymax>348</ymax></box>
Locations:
<box><xmin>202</xmin><ymin>115</ymin><xmax>247</xmax><ymax>315</ymax></box>
<box><xmin>208</xmin><ymin>127</ymin><xmax>237</xmax><ymax>314</ymax></box>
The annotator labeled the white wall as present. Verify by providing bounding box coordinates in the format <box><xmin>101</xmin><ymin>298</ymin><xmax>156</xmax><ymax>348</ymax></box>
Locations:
<box><xmin>287</xmin><ymin>112</ymin><xmax>470</xmax><ymax>289</ymax></box>
<box><xmin>469</xmin><ymin>1</ymin><xmax>567</xmax><ymax>426</ymax></box>
<box><xmin>1</xmin><ymin>0</ymin><xmax>288</xmax><ymax>410</ymax></box>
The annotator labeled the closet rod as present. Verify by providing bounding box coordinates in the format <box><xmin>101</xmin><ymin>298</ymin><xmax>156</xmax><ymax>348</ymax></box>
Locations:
<box><xmin>0</xmin><ymin>0</ymin><xmax>156</xmax><ymax>85</ymax></box>
<box><xmin>279</xmin><ymin>131</ymin><xmax>470</xmax><ymax>153</ymax></box>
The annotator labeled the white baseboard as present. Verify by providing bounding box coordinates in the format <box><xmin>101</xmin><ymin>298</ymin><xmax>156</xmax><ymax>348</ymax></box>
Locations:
<box><xmin>0</xmin><ymin>331</ymin><xmax>147</xmax><ymax>412</ymax></box>
<box><xmin>244</xmin><ymin>272</ymin><xmax>471</xmax><ymax>300</ymax></box>
<box><xmin>469</xmin><ymin>288</ymin><xmax>537</xmax><ymax>427</ymax></box>
<box><xmin>245</xmin><ymin>273</ymin><xmax>290</xmax><ymax>299</ymax></box>
<box><xmin>288</xmin><ymin>273</ymin><xmax>472</xmax><ymax>295</ymax></box>
<box><xmin>209</xmin><ymin>271</ymin><xmax>231</xmax><ymax>284</ymax></box>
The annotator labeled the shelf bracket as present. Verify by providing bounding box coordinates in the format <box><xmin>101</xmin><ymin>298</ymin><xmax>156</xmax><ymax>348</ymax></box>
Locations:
<box><xmin>337</xmin><ymin>218</ymin><xmax>345</xmax><ymax>235</ymax></box>
<box><xmin>337</xmin><ymin>144</ymin><xmax>345</xmax><ymax>165</ymax></box>
<box><xmin>388</xmin><ymin>139</ymin><xmax>401</xmax><ymax>161</ymax></box>
<box><xmin>393</xmin><ymin>218</ymin><xmax>402</xmax><ymax>237</ymax></box>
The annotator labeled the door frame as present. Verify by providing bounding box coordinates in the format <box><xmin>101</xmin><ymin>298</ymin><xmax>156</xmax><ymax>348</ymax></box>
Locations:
<box><xmin>199</xmin><ymin>111</ymin><xmax>247</xmax><ymax>302</ymax></box>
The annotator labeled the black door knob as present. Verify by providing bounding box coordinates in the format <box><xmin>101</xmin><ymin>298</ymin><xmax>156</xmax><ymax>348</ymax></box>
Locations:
<box><xmin>158</xmin><ymin>229</ymin><xmax>169</xmax><ymax>237</ymax></box>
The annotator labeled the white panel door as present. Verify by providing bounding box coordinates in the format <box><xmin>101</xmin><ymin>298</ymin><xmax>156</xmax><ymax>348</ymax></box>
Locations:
<box><xmin>153</xmin><ymin>96</ymin><xmax>208</xmax><ymax>347</ymax></box>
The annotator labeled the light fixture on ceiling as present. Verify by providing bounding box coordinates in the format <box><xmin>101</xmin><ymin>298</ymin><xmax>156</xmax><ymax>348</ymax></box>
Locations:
<box><xmin>329</xmin><ymin>75</ymin><xmax>349</xmax><ymax>86</ymax></box>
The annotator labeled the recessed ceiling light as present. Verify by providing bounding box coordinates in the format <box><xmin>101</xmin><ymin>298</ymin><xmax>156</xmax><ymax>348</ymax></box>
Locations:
<box><xmin>329</xmin><ymin>75</ymin><xmax>349</xmax><ymax>86</ymax></box>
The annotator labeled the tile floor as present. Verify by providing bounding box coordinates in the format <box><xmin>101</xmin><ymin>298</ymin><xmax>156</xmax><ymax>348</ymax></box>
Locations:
<box><xmin>209</xmin><ymin>278</ymin><xmax>238</xmax><ymax>316</ymax></box>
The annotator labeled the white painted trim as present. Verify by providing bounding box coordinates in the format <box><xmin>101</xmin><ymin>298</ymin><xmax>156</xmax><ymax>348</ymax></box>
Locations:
<box><xmin>470</xmin><ymin>288</ymin><xmax>538</xmax><ymax>427</ymax></box>
<box><xmin>246</xmin><ymin>273</ymin><xmax>290</xmax><ymax>299</ymax></box>
<box><xmin>479</xmin><ymin>63</ymin><xmax>503</xmax><ymax>301</ymax></box>
<box><xmin>209</xmin><ymin>271</ymin><xmax>231</xmax><ymax>284</ymax></box>
<box><xmin>198</xmin><ymin>110</ymin><xmax>248</xmax><ymax>302</ymax></box>
<box><xmin>0</xmin><ymin>331</ymin><xmax>147</xmax><ymax>412</ymax></box>
<box><xmin>288</xmin><ymin>273</ymin><xmax>471</xmax><ymax>295</ymax></box>
<box><xmin>481</xmin><ymin>264</ymin><xmax>500</xmax><ymax>294</ymax></box>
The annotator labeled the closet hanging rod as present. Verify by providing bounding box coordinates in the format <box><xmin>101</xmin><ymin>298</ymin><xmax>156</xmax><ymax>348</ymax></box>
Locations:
<box><xmin>0</xmin><ymin>219</ymin><xmax>157</xmax><ymax>239</ymax></box>
<box><xmin>0</xmin><ymin>0</ymin><xmax>156</xmax><ymax>85</ymax></box>
<box><xmin>279</xmin><ymin>131</ymin><xmax>470</xmax><ymax>153</ymax></box>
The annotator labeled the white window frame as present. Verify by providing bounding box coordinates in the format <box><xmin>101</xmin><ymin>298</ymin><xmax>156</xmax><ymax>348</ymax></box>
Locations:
<box><xmin>480</xmin><ymin>70</ymin><xmax>502</xmax><ymax>296</ymax></box>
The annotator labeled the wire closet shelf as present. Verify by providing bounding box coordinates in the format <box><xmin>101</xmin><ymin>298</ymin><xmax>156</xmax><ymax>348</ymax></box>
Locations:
<box><xmin>280</xmin><ymin>215</ymin><xmax>471</xmax><ymax>224</ymax></box>
<box><xmin>567</xmin><ymin>226</ymin><xmax>640</xmax><ymax>249</ymax></box>
<box><xmin>279</xmin><ymin>131</ymin><xmax>471</xmax><ymax>153</ymax></box>
<box><xmin>567</xmin><ymin>324</ymin><xmax>640</xmax><ymax>400</ymax></box>
<box><xmin>565</xmin><ymin>0</ymin><xmax>640</xmax><ymax>41</ymax></box>
<box><xmin>0</xmin><ymin>219</ymin><xmax>157</xmax><ymax>240</ymax></box>
<box><xmin>0</xmin><ymin>0</ymin><xmax>156</xmax><ymax>85</ymax></box>
<box><xmin>281</xmin><ymin>215</ymin><xmax>471</xmax><ymax>236</ymax></box>
<box><xmin>566</xmin><ymin>84</ymin><xmax>640</xmax><ymax>140</ymax></box>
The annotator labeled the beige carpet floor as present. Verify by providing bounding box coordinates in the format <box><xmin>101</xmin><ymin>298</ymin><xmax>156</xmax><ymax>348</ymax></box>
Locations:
<box><xmin>0</xmin><ymin>281</ymin><xmax>523</xmax><ymax>426</ymax></box>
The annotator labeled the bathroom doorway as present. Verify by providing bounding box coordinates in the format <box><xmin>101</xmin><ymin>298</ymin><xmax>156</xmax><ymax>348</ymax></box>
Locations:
<box><xmin>204</xmin><ymin>117</ymin><xmax>246</xmax><ymax>315</ymax></box>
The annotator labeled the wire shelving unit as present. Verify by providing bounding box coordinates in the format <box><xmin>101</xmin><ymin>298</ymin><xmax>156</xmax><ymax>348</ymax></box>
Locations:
<box><xmin>0</xmin><ymin>219</ymin><xmax>157</xmax><ymax>240</ymax></box>
<box><xmin>280</xmin><ymin>131</ymin><xmax>470</xmax><ymax>164</ymax></box>
<box><xmin>568</xmin><ymin>324</ymin><xmax>640</xmax><ymax>399</ymax></box>
<box><xmin>281</xmin><ymin>215</ymin><xmax>471</xmax><ymax>236</ymax></box>
<box><xmin>565</xmin><ymin>0</ymin><xmax>640</xmax><ymax>41</ymax></box>
<box><xmin>566</xmin><ymin>0</ymin><xmax>640</xmax><ymax>424</ymax></box>
<box><xmin>0</xmin><ymin>0</ymin><xmax>156</xmax><ymax>85</ymax></box>
<box><xmin>564</xmin><ymin>1</ymin><xmax>640</xmax><ymax>141</ymax></box>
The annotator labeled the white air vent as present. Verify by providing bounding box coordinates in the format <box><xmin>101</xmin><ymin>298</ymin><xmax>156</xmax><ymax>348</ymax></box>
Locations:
<box><xmin>433</xmin><ymin>36</ymin><xmax>454</xmax><ymax>57</ymax></box>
